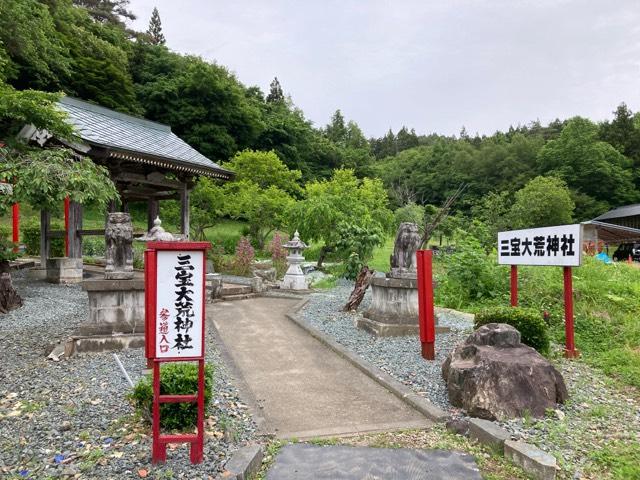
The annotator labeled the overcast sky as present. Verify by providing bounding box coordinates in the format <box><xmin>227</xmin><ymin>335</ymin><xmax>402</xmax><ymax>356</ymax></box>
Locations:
<box><xmin>127</xmin><ymin>1</ymin><xmax>640</xmax><ymax>138</ymax></box>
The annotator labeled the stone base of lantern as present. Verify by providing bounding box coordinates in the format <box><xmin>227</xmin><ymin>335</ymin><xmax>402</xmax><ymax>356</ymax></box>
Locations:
<box><xmin>281</xmin><ymin>272</ymin><xmax>308</xmax><ymax>290</ymax></box>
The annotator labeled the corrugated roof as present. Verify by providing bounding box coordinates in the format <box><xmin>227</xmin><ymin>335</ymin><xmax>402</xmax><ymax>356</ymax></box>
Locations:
<box><xmin>57</xmin><ymin>97</ymin><xmax>232</xmax><ymax>179</ymax></box>
<box><xmin>593</xmin><ymin>204</ymin><xmax>640</xmax><ymax>221</ymax></box>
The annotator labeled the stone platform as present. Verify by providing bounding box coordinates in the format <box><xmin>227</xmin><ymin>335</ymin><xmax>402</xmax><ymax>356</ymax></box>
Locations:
<box><xmin>266</xmin><ymin>444</ymin><xmax>482</xmax><ymax>479</ymax></box>
<box><xmin>360</xmin><ymin>276</ymin><xmax>449</xmax><ymax>336</ymax></box>
<box><xmin>80</xmin><ymin>278</ymin><xmax>145</xmax><ymax>336</ymax></box>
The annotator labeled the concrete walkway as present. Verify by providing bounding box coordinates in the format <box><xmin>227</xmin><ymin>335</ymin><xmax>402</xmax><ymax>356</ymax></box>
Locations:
<box><xmin>209</xmin><ymin>297</ymin><xmax>430</xmax><ymax>439</ymax></box>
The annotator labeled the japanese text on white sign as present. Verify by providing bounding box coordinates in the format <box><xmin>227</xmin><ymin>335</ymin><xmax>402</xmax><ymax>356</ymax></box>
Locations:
<box><xmin>498</xmin><ymin>224</ymin><xmax>582</xmax><ymax>267</ymax></box>
<box><xmin>155</xmin><ymin>250</ymin><xmax>204</xmax><ymax>358</ymax></box>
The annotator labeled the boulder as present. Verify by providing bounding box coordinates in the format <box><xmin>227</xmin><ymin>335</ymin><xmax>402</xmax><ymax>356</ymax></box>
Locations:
<box><xmin>442</xmin><ymin>323</ymin><xmax>568</xmax><ymax>420</ymax></box>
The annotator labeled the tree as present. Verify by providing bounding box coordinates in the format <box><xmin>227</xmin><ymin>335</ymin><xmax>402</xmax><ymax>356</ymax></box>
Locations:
<box><xmin>222</xmin><ymin>149</ymin><xmax>302</xmax><ymax>195</ymax></box>
<box><xmin>288</xmin><ymin>169</ymin><xmax>392</xmax><ymax>267</ymax></box>
<box><xmin>0</xmin><ymin>88</ymin><xmax>118</xmax><ymax>310</ymax></box>
<box><xmin>266</xmin><ymin>77</ymin><xmax>284</xmax><ymax>103</ymax></box>
<box><xmin>226</xmin><ymin>181</ymin><xmax>294</xmax><ymax>249</ymax></box>
<box><xmin>325</xmin><ymin>109</ymin><xmax>347</xmax><ymax>146</ymax></box>
<box><xmin>147</xmin><ymin>7</ymin><xmax>165</xmax><ymax>46</ymax></box>
<box><xmin>73</xmin><ymin>0</ymin><xmax>136</xmax><ymax>26</ymax></box>
<box><xmin>508</xmin><ymin>176</ymin><xmax>574</xmax><ymax>229</ymax></box>
<box><xmin>537</xmin><ymin>117</ymin><xmax>637</xmax><ymax>218</ymax></box>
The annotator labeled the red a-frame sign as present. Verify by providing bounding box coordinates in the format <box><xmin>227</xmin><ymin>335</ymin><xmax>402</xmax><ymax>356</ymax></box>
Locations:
<box><xmin>144</xmin><ymin>241</ymin><xmax>209</xmax><ymax>464</ymax></box>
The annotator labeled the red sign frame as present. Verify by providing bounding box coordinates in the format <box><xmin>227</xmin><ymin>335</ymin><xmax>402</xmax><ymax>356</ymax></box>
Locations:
<box><xmin>144</xmin><ymin>241</ymin><xmax>210</xmax><ymax>464</ymax></box>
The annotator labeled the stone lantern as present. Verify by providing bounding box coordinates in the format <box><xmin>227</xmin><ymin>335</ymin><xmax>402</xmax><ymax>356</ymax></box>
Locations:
<box><xmin>281</xmin><ymin>230</ymin><xmax>308</xmax><ymax>290</ymax></box>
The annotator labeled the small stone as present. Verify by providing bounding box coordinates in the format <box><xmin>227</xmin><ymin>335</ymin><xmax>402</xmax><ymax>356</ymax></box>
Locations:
<box><xmin>60</xmin><ymin>421</ymin><xmax>72</xmax><ymax>432</ymax></box>
<box><xmin>555</xmin><ymin>409</ymin><xmax>565</xmax><ymax>421</ymax></box>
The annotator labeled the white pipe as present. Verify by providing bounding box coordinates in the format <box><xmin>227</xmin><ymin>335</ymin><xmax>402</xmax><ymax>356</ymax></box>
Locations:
<box><xmin>113</xmin><ymin>353</ymin><xmax>134</xmax><ymax>388</ymax></box>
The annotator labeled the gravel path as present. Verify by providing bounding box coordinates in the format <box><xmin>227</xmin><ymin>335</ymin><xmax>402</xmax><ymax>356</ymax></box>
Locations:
<box><xmin>299</xmin><ymin>279</ymin><xmax>473</xmax><ymax>412</ymax></box>
<box><xmin>0</xmin><ymin>272</ymin><xmax>256</xmax><ymax>479</ymax></box>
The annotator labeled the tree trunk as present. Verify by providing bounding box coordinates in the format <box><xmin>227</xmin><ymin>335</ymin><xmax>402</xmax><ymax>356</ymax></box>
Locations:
<box><xmin>343</xmin><ymin>266</ymin><xmax>375</xmax><ymax>312</ymax></box>
<box><xmin>0</xmin><ymin>270</ymin><xmax>22</xmax><ymax>314</ymax></box>
<box><xmin>317</xmin><ymin>245</ymin><xmax>333</xmax><ymax>269</ymax></box>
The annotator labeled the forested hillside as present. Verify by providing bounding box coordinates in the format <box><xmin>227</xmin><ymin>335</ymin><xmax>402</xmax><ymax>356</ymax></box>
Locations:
<box><xmin>2</xmin><ymin>0</ymin><xmax>640</xmax><ymax>224</ymax></box>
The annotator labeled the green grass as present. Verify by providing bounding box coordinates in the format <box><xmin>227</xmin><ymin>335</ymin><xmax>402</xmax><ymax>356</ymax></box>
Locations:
<box><xmin>369</xmin><ymin>236</ymin><xmax>393</xmax><ymax>272</ymax></box>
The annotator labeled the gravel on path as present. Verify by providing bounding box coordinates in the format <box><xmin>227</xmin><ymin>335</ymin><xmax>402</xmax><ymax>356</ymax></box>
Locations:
<box><xmin>299</xmin><ymin>279</ymin><xmax>473</xmax><ymax>412</ymax></box>
<box><xmin>0</xmin><ymin>271</ymin><xmax>256</xmax><ymax>480</ymax></box>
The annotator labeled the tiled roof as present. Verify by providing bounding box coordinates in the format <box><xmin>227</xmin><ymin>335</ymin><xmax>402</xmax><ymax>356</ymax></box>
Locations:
<box><xmin>57</xmin><ymin>97</ymin><xmax>232</xmax><ymax>179</ymax></box>
<box><xmin>593</xmin><ymin>204</ymin><xmax>640</xmax><ymax>221</ymax></box>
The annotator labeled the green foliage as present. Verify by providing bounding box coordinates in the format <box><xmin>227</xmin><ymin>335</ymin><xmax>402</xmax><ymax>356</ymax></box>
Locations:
<box><xmin>146</xmin><ymin>7</ymin><xmax>165</xmax><ymax>46</ymax></box>
<box><xmin>393</xmin><ymin>202</ymin><xmax>425</xmax><ymax>228</ymax></box>
<box><xmin>537</xmin><ymin>117</ymin><xmax>637</xmax><ymax>218</ymax></box>
<box><xmin>225</xmin><ymin>181</ymin><xmax>294</xmax><ymax>250</ymax></box>
<box><xmin>475</xmin><ymin>306</ymin><xmax>550</xmax><ymax>354</ymax></box>
<box><xmin>129</xmin><ymin>363</ymin><xmax>213</xmax><ymax>431</ymax></box>
<box><xmin>509</xmin><ymin>176</ymin><xmax>575</xmax><ymax>228</ymax></box>
<box><xmin>289</xmin><ymin>169</ymin><xmax>392</xmax><ymax>265</ymax></box>
<box><xmin>342</xmin><ymin>252</ymin><xmax>364</xmax><ymax>280</ymax></box>
<box><xmin>223</xmin><ymin>149</ymin><xmax>302</xmax><ymax>196</ymax></box>
<box><xmin>0</xmin><ymin>146</ymin><xmax>118</xmax><ymax>214</ymax></box>
<box><xmin>22</xmin><ymin>220</ymin><xmax>64</xmax><ymax>257</ymax></box>
<box><xmin>437</xmin><ymin>230</ymin><xmax>506</xmax><ymax>305</ymax></box>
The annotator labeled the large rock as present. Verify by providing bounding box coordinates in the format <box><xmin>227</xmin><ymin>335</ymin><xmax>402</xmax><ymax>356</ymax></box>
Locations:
<box><xmin>442</xmin><ymin>323</ymin><xmax>568</xmax><ymax>420</ymax></box>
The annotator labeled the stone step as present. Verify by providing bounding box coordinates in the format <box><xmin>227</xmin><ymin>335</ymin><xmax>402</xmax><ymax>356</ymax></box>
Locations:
<box><xmin>220</xmin><ymin>285</ymin><xmax>252</xmax><ymax>296</ymax></box>
<box><xmin>219</xmin><ymin>293</ymin><xmax>258</xmax><ymax>302</ymax></box>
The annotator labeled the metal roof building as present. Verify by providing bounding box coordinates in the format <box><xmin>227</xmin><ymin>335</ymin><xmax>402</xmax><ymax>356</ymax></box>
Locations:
<box><xmin>19</xmin><ymin>96</ymin><xmax>233</xmax><ymax>267</ymax></box>
<box><xmin>593</xmin><ymin>204</ymin><xmax>640</xmax><ymax>230</ymax></box>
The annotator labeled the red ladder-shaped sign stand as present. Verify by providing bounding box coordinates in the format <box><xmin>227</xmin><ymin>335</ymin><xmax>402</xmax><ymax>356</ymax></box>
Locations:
<box><xmin>144</xmin><ymin>241</ymin><xmax>210</xmax><ymax>464</ymax></box>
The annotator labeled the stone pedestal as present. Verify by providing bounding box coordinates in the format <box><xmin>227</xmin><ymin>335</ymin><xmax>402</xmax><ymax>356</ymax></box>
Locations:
<box><xmin>46</xmin><ymin>257</ymin><xmax>83</xmax><ymax>284</ymax></box>
<box><xmin>359</xmin><ymin>276</ymin><xmax>449</xmax><ymax>337</ymax></box>
<box><xmin>281</xmin><ymin>259</ymin><xmax>307</xmax><ymax>290</ymax></box>
<box><xmin>80</xmin><ymin>279</ymin><xmax>145</xmax><ymax>336</ymax></box>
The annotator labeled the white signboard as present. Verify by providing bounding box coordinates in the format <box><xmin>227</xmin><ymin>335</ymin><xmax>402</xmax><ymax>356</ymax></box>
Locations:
<box><xmin>155</xmin><ymin>250</ymin><xmax>204</xmax><ymax>358</ymax></box>
<box><xmin>498</xmin><ymin>224</ymin><xmax>582</xmax><ymax>267</ymax></box>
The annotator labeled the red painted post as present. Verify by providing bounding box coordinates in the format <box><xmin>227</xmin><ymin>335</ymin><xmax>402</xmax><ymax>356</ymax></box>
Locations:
<box><xmin>417</xmin><ymin>250</ymin><xmax>435</xmax><ymax>360</ymax></box>
<box><xmin>563</xmin><ymin>266</ymin><xmax>579</xmax><ymax>358</ymax></box>
<box><xmin>144</xmin><ymin>248</ymin><xmax>157</xmax><ymax>369</ymax></box>
<box><xmin>510</xmin><ymin>265</ymin><xmax>518</xmax><ymax>307</ymax></box>
<box><xmin>12</xmin><ymin>203</ymin><xmax>19</xmax><ymax>252</ymax></box>
<box><xmin>64</xmin><ymin>196</ymin><xmax>70</xmax><ymax>257</ymax></box>
<box><xmin>152</xmin><ymin>361</ymin><xmax>166</xmax><ymax>463</ymax></box>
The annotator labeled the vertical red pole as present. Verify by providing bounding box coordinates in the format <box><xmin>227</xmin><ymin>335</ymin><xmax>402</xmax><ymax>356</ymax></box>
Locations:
<box><xmin>11</xmin><ymin>203</ymin><xmax>19</xmax><ymax>252</ymax></box>
<box><xmin>145</xmin><ymin>248</ymin><xmax>157</xmax><ymax>369</ymax></box>
<box><xmin>510</xmin><ymin>265</ymin><xmax>518</xmax><ymax>307</ymax></box>
<box><xmin>191</xmin><ymin>359</ymin><xmax>205</xmax><ymax>464</ymax></box>
<box><xmin>64</xmin><ymin>196</ymin><xmax>70</xmax><ymax>257</ymax></box>
<box><xmin>563</xmin><ymin>266</ymin><xmax>578</xmax><ymax>358</ymax></box>
<box><xmin>152</xmin><ymin>360</ymin><xmax>166</xmax><ymax>463</ymax></box>
<box><xmin>417</xmin><ymin>250</ymin><xmax>435</xmax><ymax>360</ymax></box>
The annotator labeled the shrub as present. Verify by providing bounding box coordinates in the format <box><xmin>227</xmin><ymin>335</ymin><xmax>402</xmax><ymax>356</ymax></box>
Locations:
<box><xmin>343</xmin><ymin>252</ymin><xmax>364</xmax><ymax>280</ymax></box>
<box><xmin>83</xmin><ymin>237</ymin><xmax>105</xmax><ymax>257</ymax></box>
<box><xmin>208</xmin><ymin>241</ymin><xmax>228</xmax><ymax>273</ymax></box>
<box><xmin>22</xmin><ymin>220</ymin><xmax>65</xmax><ymax>257</ymax></box>
<box><xmin>230</xmin><ymin>236</ymin><xmax>254</xmax><ymax>276</ymax></box>
<box><xmin>438</xmin><ymin>230</ymin><xmax>505</xmax><ymax>305</ymax></box>
<box><xmin>475</xmin><ymin>306</ymin><xmax>550</xmax><ymax>354</ymax></box>
<box><xmin>267</xmin><ymin>231</ymin><xmax>289</xmax><ymax>278</ymax></box>
<box><xmin>394</xmin><ymin>202</ymin><xmax>425</xmax><ymax>228</ymax></box>
<box><xmin>128</xmin><ymin>363</ymin><xmax>213</xmax><ymax>431</ymax></box>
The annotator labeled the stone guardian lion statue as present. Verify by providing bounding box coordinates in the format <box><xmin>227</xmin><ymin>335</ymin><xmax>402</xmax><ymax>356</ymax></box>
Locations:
<box><xmin>390</xmin><ymin>222</ymin><xmax>422</xmax><ymax>278</ymax></box>
<box><xmin>104</xmin><ymin>212</ymin><xmax>134</xmax><ymax>280</ymax></box>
